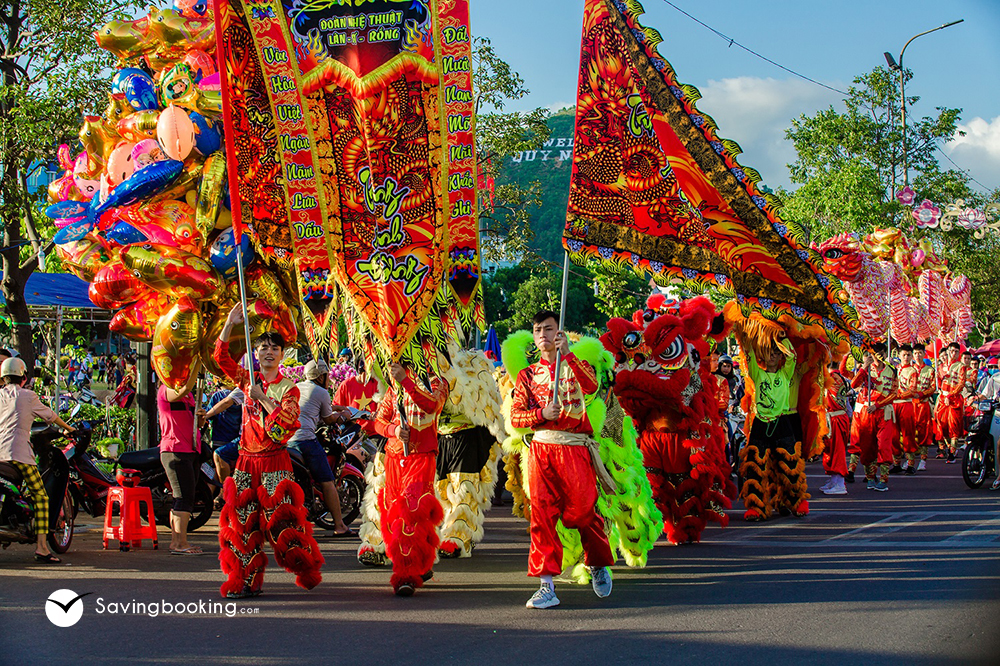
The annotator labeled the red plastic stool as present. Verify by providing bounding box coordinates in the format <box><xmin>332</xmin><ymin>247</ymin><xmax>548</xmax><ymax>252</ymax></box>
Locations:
<box><xmin>103</xmin><ymin>469</ymin><xmax>158</xmax><ymax>551</ymax></box>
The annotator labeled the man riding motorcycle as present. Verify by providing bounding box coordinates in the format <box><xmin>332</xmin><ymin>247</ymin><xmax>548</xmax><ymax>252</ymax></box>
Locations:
<box><xmin>0</xmin><ymin>357</ymin><xmax>74</xmax><ymax>562</ymax></box>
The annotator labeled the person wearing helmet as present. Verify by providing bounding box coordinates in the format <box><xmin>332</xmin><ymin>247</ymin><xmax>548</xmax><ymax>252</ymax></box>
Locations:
<box><xmin>0</xmin><ymin>357</ymin><xmax>74</xmax><ymax>562</ymax></box>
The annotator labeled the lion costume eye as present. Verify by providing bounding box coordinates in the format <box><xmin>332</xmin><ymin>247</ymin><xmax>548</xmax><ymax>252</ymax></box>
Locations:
<box><xmin>823</xmin><ymin>248</ymin><xmax>843</xmax><ymax>259</ymax></box>
<box><xmin>656</xmin><ymin>336</ymin><xmax>688</xmax><ymax>370</ymax></box>
<box><xmin>622</xmin><ymin>331</ymin><xmax>643</xmax><ymax>350</ymax></box>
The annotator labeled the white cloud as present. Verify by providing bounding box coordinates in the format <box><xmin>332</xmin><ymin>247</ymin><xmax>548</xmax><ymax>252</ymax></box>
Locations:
<box><xmin>695</xmin><ymin>77</ymin><xmax>844</xmax><ymax>190</ymax></box>
<box><xmin>945</xmin><ymin>117</ymin><xmax>1000</xmax><ymax>191</ymax></box>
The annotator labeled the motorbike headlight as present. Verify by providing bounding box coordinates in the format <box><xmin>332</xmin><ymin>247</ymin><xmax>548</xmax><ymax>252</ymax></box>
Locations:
<box><xmin>978</xmin><ymin>400</ymin><xmax>992</xmax><ymax>412</ymax></box>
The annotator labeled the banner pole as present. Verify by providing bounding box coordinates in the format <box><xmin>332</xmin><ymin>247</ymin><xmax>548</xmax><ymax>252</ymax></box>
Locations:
<box><xmin>234</xmin><ymin>242</ymin><xmax>256</xmax><ymax>390</ymax></box>
<box><xmin>551</xmin><ymin>251</ymin><xmax>570</xmax><ymax>403</ymax></box>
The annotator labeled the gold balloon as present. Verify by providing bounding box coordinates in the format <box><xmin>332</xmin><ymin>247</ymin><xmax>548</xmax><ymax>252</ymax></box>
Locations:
<box><xmin>196</xmin><ymin>153</ymin><xmax>226</xmax><ymax>239</ymax></box>
<box><xmin>120</xmin><ymin>242</ymin><xmax>224</xmax><ymax>301</ymax></box>
<box><xmin>151</xmin><ymin>296</ymin><xmax>203</xmax><ymax>390</ymax></box>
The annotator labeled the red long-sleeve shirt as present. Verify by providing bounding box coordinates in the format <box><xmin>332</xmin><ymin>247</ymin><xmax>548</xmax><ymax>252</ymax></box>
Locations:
<box><xmin>213</xmin><ymin>339</ymin><xmax>300</xmax><ymax>454</ymax></box>
<box><xmin>510</xmin><ymin>354</ymin><xmax>597</xmax><ymax>434</ymax></box>
<box><xmin>374</xmin><ymin>372</ymin><xmax>448</xmax><ymax>456</ymax></box>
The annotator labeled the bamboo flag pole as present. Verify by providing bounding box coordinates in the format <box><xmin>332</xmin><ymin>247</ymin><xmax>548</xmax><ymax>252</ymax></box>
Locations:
<box><xmin>551</xmin><ymin>252</ymin><xmax>570</xmax><ymax>403</ymax></box>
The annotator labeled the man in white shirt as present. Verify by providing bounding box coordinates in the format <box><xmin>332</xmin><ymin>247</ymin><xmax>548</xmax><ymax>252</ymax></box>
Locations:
<box><xmin>288</xmin><ymin>360</ymin><xmax>354</xmax><ymax>536</ymax></box>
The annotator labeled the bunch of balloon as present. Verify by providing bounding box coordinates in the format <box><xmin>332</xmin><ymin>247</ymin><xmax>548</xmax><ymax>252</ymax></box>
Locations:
<box><xmin>45</xmin><ymin>0</ymin><xmax>300</xmax><ymax>395</ymax></box>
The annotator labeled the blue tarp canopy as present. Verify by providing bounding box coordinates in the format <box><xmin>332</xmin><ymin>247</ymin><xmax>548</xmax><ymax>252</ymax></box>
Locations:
<box><xmin>0</xmin><ymin>272</ymin><xmax>94</xmax><ymax>309</ymax></box>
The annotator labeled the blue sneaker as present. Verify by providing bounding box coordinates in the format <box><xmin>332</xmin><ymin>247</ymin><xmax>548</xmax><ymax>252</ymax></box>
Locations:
<box><xmin>590</xmin><ymin>566</ymin><xmax>613</xmax><ymax>598</ymax></box>
<box><xmin>874</xmin><ymin>481</ymin><xmax>889</xmax><ymax>492</ymax></box>
<box><xmin>866</xmin><ymin>478</ymin><xmax>876</xmax><ymax>490</ymax></box>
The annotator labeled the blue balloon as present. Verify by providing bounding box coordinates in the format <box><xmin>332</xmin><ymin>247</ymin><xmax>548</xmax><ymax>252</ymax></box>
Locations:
<box><xmin>190</xmin><ymin>112</ymin><xmax>221</xmax><ymax>156</ymax></box>
<box><xmin>94</xmin><ymin>160</ymin><xmax>184</xmax><ymax>214</ymax></box>
<box><xmin>209</xmin><ymin>228</ymin><xmax>254</xmax><ymax>281</ymax></box>
<box><xmin>106</xmin><ymin>221</ymin><xmax>146</xmax><ymax>246</ymax></box>
<box><xmin>53</xmin><ymin>218</ymin><xmax>95</xmax><ymax>245</ymax></box>
<box><xmin>45</xmin><ymin>200</ymin><xmax>89</xmax><ymax>220</ymax></box>
<box><xmin>123</xmin><ymin>72</ymin><xmax>159</xmax><ymax>112</ymax></box>
<box><xmin>112</xmin><ymin>68</ymin><xmax>148</xmax><ymax>96</ymax></box>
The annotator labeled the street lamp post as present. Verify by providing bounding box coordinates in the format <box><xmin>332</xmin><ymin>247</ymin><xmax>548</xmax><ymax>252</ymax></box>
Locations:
<box><xmin>884</xmin><ymin>19</ymin><xmax>963</xmax><ymax>188</ymax></box>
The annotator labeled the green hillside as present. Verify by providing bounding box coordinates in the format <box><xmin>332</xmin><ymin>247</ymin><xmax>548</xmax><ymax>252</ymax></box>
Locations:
<box><xmin>496</xmin><ymin>107</ymin><xmax>576</xmax><ymax>262</ymax></box>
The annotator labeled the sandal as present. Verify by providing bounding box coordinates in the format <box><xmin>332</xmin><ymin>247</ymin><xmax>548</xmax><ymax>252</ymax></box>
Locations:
<box><xmin>991</xmin><ymin>479</ymin><xmax>1000</xmax><ymax>491</ymax></box>
<box><xmin>34</xmin><ymin>552</ymin><xmax>61</xmax><ymax>564</ymax></box>
<box><xmin>170</xmin><ymin>546</ymin><xmax>205</xmax><ymax>555</ymax></box>
<box><xmin>331</xmin><ymin>528</ymin><xmax>356</xmax><ymax>539</ymax></box>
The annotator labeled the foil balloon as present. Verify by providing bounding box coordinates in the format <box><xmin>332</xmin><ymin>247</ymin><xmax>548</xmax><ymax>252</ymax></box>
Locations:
<box><xmin>45</xmin><ymin>200</ymin><xmax>89</xmax><ymax>221</ymax></box>
<box><xmin>147</xmin><ymin>8</ymin><xmax>216</xmax><ymax>55</ymax></box>
<box><xmin>131</xmin><ymin>139</ymin><xmax>164</xmax><ymax>170</ymax></box>
<box><xmin>148</xmin><ymin>157</ymin><xmax>202</xmax><ymax>204</ymax></box>
<box><xmin>105</xmin><ymin>221</ymin><xmax>146</xmax><ymax>246</ymax></box>
<box><xmin>57</xmin><ymin>239</ymin><xmax>111</xmax><ymax>282</ymax></box>
<box><xmin>104</xmin><ymin>94</ymin><xmax>134</xmax><ymax>126</ymax></box>
<box><xmin>53</xmin><ymin>218</ymin><xmax>96</xmax><ymax>245</ymax></box>
<box><xmin>123</xmin><ymin>71</ymin><xmax>159</xmax><ymax>112</ymax></box>
<box><xmin>156</xmin><ymin>104</ymin><xmax>195</xmax><ymax>161</ymax></box>
<box><xmin>106</xmin><ymin>142</ymin><xmax>137</xmax><ymax>186</ymax></box>
<box><xmin>183</xmin><ymin>49</ymin><xmax>215</xmax><ymax>81</ymax></box>
<box><xmin>190</xmin><ymin>112</ymin><xmax>221</xmax><ymax>156</ymax></box>
<box><xmin>109</xmin><ymin>295</ymin><xmax>169</xmax><ymax>341</ymax></box>
<box><xmin>160</xmin><ymin>63</ymin><xmax>197</xmax><ymax>106</ymax></box>
<box><xmin>195</xmin><ymin>153</ymin><xmax>226</xmax><ymax>236</ymax></box>
<box><xmin>198</xmin><ymin>72</ymin><xmax>220</xmax><ymax>92</ymax></box>
<box><xmin>245</xmin><ymin>266</ymin><xmax>288</xmax><ymax>309</ymax></box>
<box><xmin>209</xmin><ymin>228</ymin><xmax>254</xmax><ymax>281</ymax></box>
<box><xmin>201</xmin><ymin>302</ymin><xmax>243</xmax><ymax>379</ymax></box>
<box><xmin>118</xmin><ymin>110</ymin><xmax>160</xmax><ymax>142</ymax></box>
<box><xmin>174</xmin><ymin>0</ymin><xmax>211</xmax><ymax>19</ymax></box>
<box><xmin>91</xmin><ymin>261</ymin><xmax>149</xmax><ymax>308</ymax></box>
<box><xmin>72</xmin><ymin>152</ymin><xmax>100</xmax><ymax>200</ymax></box>
<box><xmin>120</xmin><ymin>242</ymin><xmax>224</xmax><ymax>301</ymax></box>
<box><xmin>246</xmin><ymin>299</ymin><xmax>297</xmax><ymax>345</ymax></box>
<box><xmin>94</xmin><ymin>16</ymin><xmax>152</xmax><ymax>62</ymax></box>
<box><xmin>93</xmin><ymin>159</ymin><xmax>183</xmax><ymax>214</ymax></box>
<box><xmin>151</xmin><ymin>296</ymin><xmax>203</xmax><ymax>391</ymax></box>
<box><xmin>124</xmin><ymin>200</ymin><xmax>201</xmax><ymax>252</ymax></box>
<box><xmin>79</xmin><ymin>115</ymin><xmax>119</xmax><ymax>166</ymax></box>
<box><xmin>112</xmin><ymin>68</ymin><xmax>148</xmax><ymax>95</ymax></box>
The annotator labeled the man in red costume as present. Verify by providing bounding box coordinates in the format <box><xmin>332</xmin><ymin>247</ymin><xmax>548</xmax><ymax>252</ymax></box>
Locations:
<box><xmin>820</xmin><ymin>357</ymin><xmax>851</xmax><ymax>495</ymax></box>
<box><xmin>373</xmin><ymin>361</ymin><xmax>448</xmax><ymax>597</ymax></box>
<box><xmin>850</xmin><ymin>344</ymin><xmax>898</xmax><ymax>491</ymax></box>
<box><xmin>908</xmin><ymin>343</ymin><xmax>936</xmax><ymax>471</ymax></box>
<box><xmin>213</xmin><ymin>304</ymin><xmax>324</xmax><ymax>599</ymax></box>
<box><xmin>511</xmin><ymin>310</ymin><xmax>614</xmax><ymax>610</ymax></box>
<box><xmin>935</xmin><ymin>342</ymin><xmax>967</xmax><ymax>463</ymax></box>
<box><xmin>891</xmin><ymin>345</ymin><xmax>916</xmax><ymax>474</ymax></box>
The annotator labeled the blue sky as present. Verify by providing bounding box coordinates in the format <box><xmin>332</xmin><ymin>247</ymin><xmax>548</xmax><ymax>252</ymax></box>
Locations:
<box><xmin>471</xmin><ymin>0</ymin><xmax>1000</xmax><ymax>192</ymax></box>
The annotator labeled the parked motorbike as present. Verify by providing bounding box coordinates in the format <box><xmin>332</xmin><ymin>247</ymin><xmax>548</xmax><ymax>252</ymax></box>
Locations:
<box><xmin>290</xmin><ymin>409</ymin><xmax>380</xmax><ymax>529</ymax></box>
<box><xmin>963</xmin><ymin>398</ymin><xmax>1000</xmax><ymax>489</ymax></box>
<box><xmin>0</xmin><ymin>418</ymin><xmax>78</xmax><ymax>554</ymax></box>
<box><xmin>115</xmin><ymin>441</ymin><xmax>219</xmax><ymax>531</ymax></box>
<box><xmin>61</xmin><ymin>420</ymin><xmax>118</xmax><ymax>519</ymax></box>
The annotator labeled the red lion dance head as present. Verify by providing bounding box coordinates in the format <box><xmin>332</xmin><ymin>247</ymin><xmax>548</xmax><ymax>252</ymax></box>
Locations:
<box><xmin>600</xmin><ymin>294</ymin><xmax>726</xmax><ymax>430</ymax></box>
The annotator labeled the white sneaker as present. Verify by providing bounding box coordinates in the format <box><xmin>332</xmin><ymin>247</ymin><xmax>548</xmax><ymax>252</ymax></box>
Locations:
<box><xmin>822</xmin><ymin>475</ymin><xmax>847</xmax><ymax>495</ymax></box>
<box><xmin>917</xmin><ymin>460</ymin><xmax>927</xmax><ymax>471</ymax></box>
<box><xmin>590</xmin><ymin>566</ymin><xmax>613</xmax><ymax>598</ymax></box>
<box><xmin>526</xmin><ymin>584</ymin><xmax>560</xmax><ymax>609</ymax></box>
<box><xmin>901</xmin><ymin>461</ymin><xmax>911</xmax><ymax>472</ymax></box>
<box><xmin>818</xmin><ymin>478</ymin><xmax>833</xmax><ymax>492</ymax></box>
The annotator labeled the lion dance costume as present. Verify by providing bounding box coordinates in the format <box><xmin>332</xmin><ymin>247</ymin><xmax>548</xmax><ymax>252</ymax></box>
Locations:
<box><xmin>601</xmin><ymin>295</ymin><xmax>734</xmax><ymax>543</ymax></box>
<box><xmin>214</xmin><ymin>340</ymin><xmax>324</xmax><ymax>598</ymax></box>
<box><xmin>501</xmin><ymin>333</ymin><xmax>662</xmax><ymax>581</ymax></box>
<box><xmin>373</xmin><ymin>368</ymin><xmax>448</xmax><ymax>594</ymax></box>
<box><xmin>727</xmin><ymin>304</ymin><xmax>832</xmax><ymax>520</ymax></box>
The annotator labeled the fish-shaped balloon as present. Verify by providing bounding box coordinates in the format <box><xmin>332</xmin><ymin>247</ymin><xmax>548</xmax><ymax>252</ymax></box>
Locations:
<box><xmin>195</xmin><ymin>153</ymin><xmax>226</xmax><ymax>236</ymax></box>
<box><xmin>90</xmin><ymin>261</ymin><xmax>149</xmax><ymax>309</ymax></box>
<box><xmin>120</xmin><ymin>242</ymin><xmax>223</xmax><ymax>301</ymax></box>
<box><xmin>57</xmin><ymin>238</ymin><xmax>111</xmax><ymax>282</ymax></box>
<box><xmin>147</xmin><ymin>8</ymin><xmax>215</xmax><ymax>55</ymax></box>
<box><xmin>94</xmin><ymin>17</ymin><xmax>152</xmax><ymax>62</ymax></box>
<box><xmin>151</xmin><ymin>296</ymin><xmax>203</xmax><ymax>390</ymax></box>
<box><xmin>118</xmin><ymin>110</ymin><xmax>160</xmax><ymax>142</ymax></box>
<box><xmin>109</xmin><ymin>294</ymin><xmax>170</xmax><ymax>341</ymax></box>
<box><xmin>93</xmin><ymin>159</ymin><xmax>184</xmax><ymax>214</ymax></box>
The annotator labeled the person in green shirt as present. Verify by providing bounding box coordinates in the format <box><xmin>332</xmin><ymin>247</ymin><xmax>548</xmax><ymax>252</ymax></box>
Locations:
<box><xmin>738</xmin><ymin>336</ymin><xmax>810</xmax><ymax>521</ymax></box>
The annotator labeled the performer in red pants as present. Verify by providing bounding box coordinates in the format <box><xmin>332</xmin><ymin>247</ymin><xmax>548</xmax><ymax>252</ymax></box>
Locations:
<box><xmin>214</xmin><ymin>305</ymin><xmax>324</xmax><ymax>599</ymax></box>
<box><xmin>850</xmin><ymin>344</ymin><xmax>898</xmax><ymax>492</ymax></box>
<box><xmin>510</xmin><ymin>310</ymin><xmax>615</xmax><ymax>610</ymax></box>
<box><xmin>935</xmin><ymin>342</ymin><xmax>967</xmax><ymax>463</ymax></box>
<box><xmin>908</xmin><ymin>344</ymin><xmax>937</xmax><ymax>471</ymax></box>
<box><xmin>820</xmin><ymin>356</ymin><xmax>851</xmax><ymax>494</ymax></box>
<box><xmin>373</xmin><ymin>362</ymin><xmax>448</xmax><ymax>597</ymax></box>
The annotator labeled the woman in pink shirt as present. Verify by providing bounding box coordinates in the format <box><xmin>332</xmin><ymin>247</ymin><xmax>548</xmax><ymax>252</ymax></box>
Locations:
<box><xmin>158</xmin><ymin>383</ymin><xmax>205</xmax><ymax>555</ymax></box>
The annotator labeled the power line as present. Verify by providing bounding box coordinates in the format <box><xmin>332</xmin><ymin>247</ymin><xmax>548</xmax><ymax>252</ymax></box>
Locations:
<box><xmin>936</xmin><ymin>146</ymin><xmax>994</xmax><ymax>193</ymax></box>
<box><xmin>654</xmin><ymin>0</ymin><xmax>849</xmax><ymax>97</ymax></box>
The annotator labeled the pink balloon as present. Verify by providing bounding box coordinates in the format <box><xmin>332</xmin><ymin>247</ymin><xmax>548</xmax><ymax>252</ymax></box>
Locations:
<box><xmin>131</xmin><ymin>139</ymin><xmax>164</xmax><ymax>169</ymax></box>
<box><xmin>156</xmin><ymin>105</ymin><xmax>195</xmax><ymax>161</ymax></box>
<box><xmin>911</xmin><ymin>249</ymin><xmax>925</xmax><ymax>267</ymax></box>
<box><xmin>106</xmin><ymin>142</ymin><xmax>137</xmax><ymax>186</ymax></box>
<box><xmin>72</xmin><ymin>152</ymin><xmax>100</xmax><ymax>200</ymax></box>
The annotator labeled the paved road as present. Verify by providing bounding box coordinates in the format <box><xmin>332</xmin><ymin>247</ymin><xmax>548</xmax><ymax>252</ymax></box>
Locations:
<box><xmin>2</xmin><ymin>458</ymin><xmax>998</xmax><ymax>665</ymax></box>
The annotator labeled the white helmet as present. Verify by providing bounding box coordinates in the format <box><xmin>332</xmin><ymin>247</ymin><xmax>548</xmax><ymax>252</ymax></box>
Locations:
<box><xmin>1</xmin><ymin>357</ymin><xmax>26</xmax><ymax>379</ymax></box>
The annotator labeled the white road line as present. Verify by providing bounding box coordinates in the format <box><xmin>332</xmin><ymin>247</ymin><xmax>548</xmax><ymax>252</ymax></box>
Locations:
<box><xmin>824</xmin><ymin>513</ymin><xmax>931</xmax><ymax>542</ymax></box>
<box><xmin>699</xmin><ymin>539</ymin><xmax>1000</xmax><ymax>549</ymax></box>
<box><xmin>942</xmin><ymin>515</ymin><xmax>1000</xmax><ymax>543</ymax></box>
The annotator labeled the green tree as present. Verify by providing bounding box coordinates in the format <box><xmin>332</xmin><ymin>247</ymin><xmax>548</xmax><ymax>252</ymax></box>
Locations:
<box><xmin>781</xmin><ymin>66</ymin><xmax>969</xmax><ymax>240</ymax></box>
<box><xmin>1</xmin><ymin>0</ymin><xmax>139</xmax><ymax>373</ymax></box>
<box><xmin>473</xmin><ymin>36</ymin><xmax>550</xmax><ymax>262</ymax></box>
